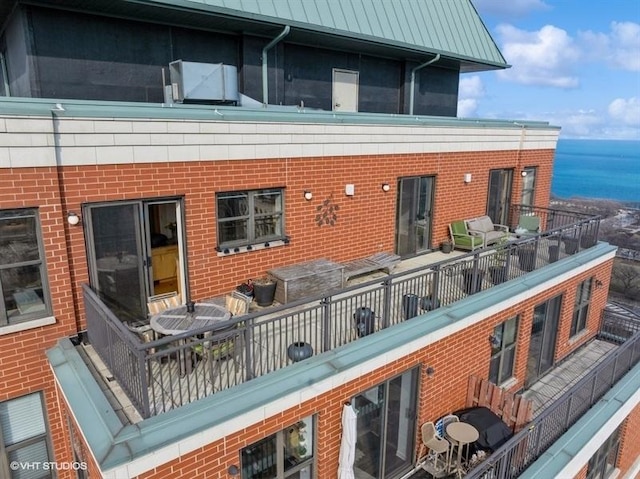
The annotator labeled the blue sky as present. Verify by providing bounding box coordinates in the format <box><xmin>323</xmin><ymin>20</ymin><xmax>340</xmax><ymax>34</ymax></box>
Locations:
<box><xmin>463</xmin><ymin>0</ymin><xmax>640</xmax><ymax>140</ymax></box>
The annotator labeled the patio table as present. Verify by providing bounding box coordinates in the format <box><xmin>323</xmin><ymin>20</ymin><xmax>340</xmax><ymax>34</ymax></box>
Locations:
<box><xmin>447</xmin><ymin>421</ymin><xmax>479</xmax><ymax>478</ymax></box>
<box><xmin>150</xmin><ymin>302</ymin><xmax>231</xmax><ymax>375</ymax></box>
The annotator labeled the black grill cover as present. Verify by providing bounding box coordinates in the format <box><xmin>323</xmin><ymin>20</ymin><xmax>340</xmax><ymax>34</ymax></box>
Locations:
<box><xmin>452</xmin><ymin>406</ymin><xmax>513</xmax><ymax>452</ymax></box>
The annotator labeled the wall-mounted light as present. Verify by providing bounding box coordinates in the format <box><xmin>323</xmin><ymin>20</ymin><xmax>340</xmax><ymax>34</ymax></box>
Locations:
<box><xmin>345</xmin><ymin>184</ymin><xmax>355</xmax><ymax>196</ymax></box>
<box><xmin>381</xmin><ymin>183</ymin><xmax>391</xmax><ymax>192</ymax></box>
<box><xmin>426</xmin><ymin>366</ymin><xmax>435</xmax><ymax>377</ymax></box>
<box><xmin>228</xmin><ymin>465</ymin><xmax>240</xmax><ymax>476</ymax></box>
<box><xmin>595</xmin><ymin>279</ymin><xmax>604</xmax><ymax>289</ymax></box>
<box><xmin>67</xmin><ymin>212</ymin><xmax>81</xmax><ymax>226</ymax></box>
<box><xmin>464</xmin><ymin>173</ymin><xmax>472</xmax><ymax>184</ymax></box>
<box><xmin>521</xmin><ymin>170</ymin><xmax>528</xmax><ymax>177</ymax></box>
<box><xmin>303</xmin><ymin>191</ymin><xmax>313</xmax><ymax>201</ymax></box>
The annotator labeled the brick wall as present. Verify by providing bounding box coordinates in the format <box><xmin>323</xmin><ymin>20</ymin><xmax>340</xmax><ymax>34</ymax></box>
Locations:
<box><xmin>53</xmin><ymin>148</ymin><xmax>554</xmax><ymax>315</ymax></box>
<box><xmin>0</xmin><ymin>167</ymin><xmax>78</xmax><ymax>478</ymax></box>
<box><xmin>617</xmin><ymin>402</ymin><xmax>640</xmax><ymax>475</ymax></box>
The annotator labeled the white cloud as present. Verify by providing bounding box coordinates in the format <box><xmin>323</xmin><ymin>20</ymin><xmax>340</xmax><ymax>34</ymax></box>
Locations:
<box><xmin>496</xmin><ymin>24</ymin><xmax>580</xmax><ymax>88</ymax></box>
<box><xmin>472</xmin><ymin>0</ymin><xmax>550</xmax><ymax>18</ymax></box>
<box><xmin>608</xmin><ymin>97</ymin><xmax>640</xmax><ymax>126</ymax></box>
<box><xmin>457</xmin><ymin>76</ymin><xmax>485</xmax><ymax>117</ymax></box>
<box><xmin>580</xmin><ymin>21</ymin><xmax>640</xmax><ymax>71</ymax></box>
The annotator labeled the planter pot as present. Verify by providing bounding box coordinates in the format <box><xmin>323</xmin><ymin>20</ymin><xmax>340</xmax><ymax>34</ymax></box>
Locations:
<box><xmin>462</xmin><ymin>268</ymin><xmax>485</xmax><ymax>295</ymax></box>
<box><xmin>402</xmin><ymin>294</ymin><xmax>419</xmax><ymax>319</ymax></box>
<box><xmin>548</xmin><ymin>245</ymin><xmax>559</xmax><ymax>263</ymax></box>
<box><xmin>488</xmin><ymin>265</ymin><xmax>508</xmax><ymax>285</ymax></box>
<box><xmin>419</xmin><ymin>295</ymin><xmax>440</xmax><ymax>311</ymax></box>
<box><xmin>518</xmin><ymin>247</ymin><xmax>537</xmax><ymax>272</ymax></box>
<box><xmin>287</xmin><ymin>342</ymin><xmax>313</xmax><ymax>362</ymax></box>
<box><xmin>563</xmin><ymin>237</ymin><xmax>579</xmax><ymax>254</ymax></box>
<box><xmin>580</xmin><ymin>234</ymin><xmax>596</xmax><ymax>249</ymax></box>
<box><xmin>353</xmin><ymin>307</ymin><xmax>376</xmax><ymax>337</ymax></box>
<box><xmin>441</xmin><ymin>242</ymin><xmax>453</xmax><ymax>254</ymax></box>
<box><xmin>253</xmin><ymin>281</ymin><xmax>276</xmax><ymax>306</ymax></box>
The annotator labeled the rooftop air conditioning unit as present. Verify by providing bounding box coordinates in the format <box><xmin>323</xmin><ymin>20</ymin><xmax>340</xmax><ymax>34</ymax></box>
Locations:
<box><xmin>169</xmin><ymin>60</ymin><xmax>238</xmax><ymax>104</ymax></box>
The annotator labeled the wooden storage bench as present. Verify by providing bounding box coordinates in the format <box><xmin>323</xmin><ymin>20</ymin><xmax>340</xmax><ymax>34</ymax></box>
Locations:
<box><xmin>268</xmin><ymin>258</ymin><xmax>344</xmax><ymax>304</ymax></box>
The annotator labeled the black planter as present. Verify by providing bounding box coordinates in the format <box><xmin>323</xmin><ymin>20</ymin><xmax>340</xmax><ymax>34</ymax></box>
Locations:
<box><xmin>580</xmin><ymin>234</ymin><xmax>596</xmax><ymax>249</ymax></box>
<box><xmin>253</xmin><ymin>281</ymin><xmax>276</xmax><ymax>306</ymax></box>
<box><xmin>563</xmin><ymin>237</ymin><xmax>579</xmax><ymax>254</ymax></box>
<box><xmin>548</xmin><ymin>245</ymin><xmax>560</xmax><ymax>263</ymax></box>
<box><xmin>287</xmin><ymin>342</ymin><xmax>313</xmax><ymax>362</ymax></box>
<box><xmin>402</xmin><ymin>294</ymin><xmax>419</xmax><ymax>319</ymax></box>
<box><xmin>518</xmin><ymin>247</ymin><xmax>537</xmax><ymax>272</ymax></box>
<box><xmin>488</xmin><ymin>265</ymin><xmax>508</xmax><ymax>285</ymax></box>
<box><xmin>353</xmin><ymin>307</ymin><xmax>376</xmax><ymax>337</ymax></box>
<box><xmin>441</xmin><ymin>242</ymin><xmax>453</xmax><ymax>254</ymax></box>
<box><xmin>462</xmin><ymin>268</ymin><xmax>485</xmax><ymax>295</ymax></box>
<box><xmin>420</xmin><ymin>295</ymin><xmax>441</xmax><ymax>311</ymax></box>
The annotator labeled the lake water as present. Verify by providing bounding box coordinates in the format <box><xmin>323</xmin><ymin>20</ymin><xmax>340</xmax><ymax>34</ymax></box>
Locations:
<box><xmin>552</xmin><ymin>139</ymin><xmax>640</xmax><ymax>205</ymax></box>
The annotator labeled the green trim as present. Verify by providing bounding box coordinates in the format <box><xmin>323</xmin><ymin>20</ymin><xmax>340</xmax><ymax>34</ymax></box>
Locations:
<box><xmin>47</xmin><ymin>243</ymin><xmax>614</xmax><ymax>472</ymax></box>
<box><xmin>0</xmin><ymin>97</ymin><xmax>559</xmax><ymax>131</ymax></box>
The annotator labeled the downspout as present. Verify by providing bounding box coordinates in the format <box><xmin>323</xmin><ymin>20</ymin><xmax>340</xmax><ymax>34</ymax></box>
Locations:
<box><xmin>409</xmin><ymin>53</ymin><xmax>440</xmax><ymax>115</ymax></box>
<box><xmin>262</xmin><ymin>25</ymin><xmax>290</xmax><ymax>105</ymax></box>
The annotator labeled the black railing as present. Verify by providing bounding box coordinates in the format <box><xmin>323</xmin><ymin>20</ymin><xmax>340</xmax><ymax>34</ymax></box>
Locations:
<box><xmin>84</xmin><ymin>206</ymin><xmax>603</xmax><ymax>418</ymax></box>
<box><xmin>466</xmin><ymin>307</ymin><xmax>640</xmax><ymax>479</ymax></box>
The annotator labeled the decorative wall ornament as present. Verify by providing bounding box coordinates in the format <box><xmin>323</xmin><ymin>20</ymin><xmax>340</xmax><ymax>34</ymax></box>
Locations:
<box><xmin>315</xmin><ymin>194</ymin><xmax>339</xmax><ymax>226</ymax></box>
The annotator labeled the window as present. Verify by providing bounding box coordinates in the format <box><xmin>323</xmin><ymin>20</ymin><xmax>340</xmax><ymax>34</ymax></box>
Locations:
<box><xmin>571</xmin><ymin>278</ymin><xmax>593</xmax><ymax>337</ymax></box>
<box><xmin>521</xmin><ymin>167</ymin><xmax>537</xmax><ymax>206</ymax></box>
<box><xmin>489</xmin><ymin>316</ymin><xmax>518</xmax><ymax>385</ymax></box>
<box><xmin>586</xmin><ymin>426</ymin><xmax>621</xmax><ymax>479</ymax></box>
<box><xmin>241</xmin><ymin>415</ymin><xmax>314</xmax><ymax>478</ymax></box>
<box><xmin>217</xmin><ymin>189</ymin><xmax>284</xmax><ymax>248</ymax></box>
<box><xmin>0</xmin><ymin>209</ymin><xmax>50</xmax><ymax>326</ymax></box>
<box><xmin>0</xmin><ymin>393</ymin><xmax>54</xmax><ymax>479</ymax></box>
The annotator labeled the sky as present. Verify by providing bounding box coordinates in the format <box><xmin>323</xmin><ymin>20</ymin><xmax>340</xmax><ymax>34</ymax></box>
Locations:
<box><xmin>461</xmin><ymin>0</ymin><xmax>640</xmax><ymax>140</ymax></box>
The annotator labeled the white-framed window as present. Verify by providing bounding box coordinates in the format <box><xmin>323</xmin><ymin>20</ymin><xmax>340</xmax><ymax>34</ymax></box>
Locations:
<box><xmin>571</xmin><ymin>277</ymin><xmax>593</xmax><ymax>337</ymax></box>
<box><xmin>0</xmin><ymin>392</ymin><xmax>54</xmax><ymax>479</ymax></box>
<box><xmin>241</xmin><ymin>415</ymin><xmax>315</xmax><ymax>478</ymax></box>
<box><xmin>489</xmin><ymin>316</ymin><xmax>518</xmax><ymax>385</ymax></box>
<box><xmin>0</xmin><ymin>209</ymin><xmax>51</xmax><ymax>326</ymax></box>
<box><xmin>521</xmin><ymin>167</ymin><xmax>537</xmax><ymax>207</ymax></box>
<box><xmin>586</xmin><ymin>425</ymin><xmax>621</xmax><ymax>479</ymax></box>
<box><xmin>216</xmin><ymin>189</ymin><xmax>285</xmax><ymax>248</ymax></box>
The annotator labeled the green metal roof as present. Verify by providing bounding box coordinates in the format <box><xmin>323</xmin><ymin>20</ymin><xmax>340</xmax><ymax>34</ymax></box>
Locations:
<box><xmin>5</xmin><ymin>0</ymin><xmax>508</xmax><ymax>72</ymax></box>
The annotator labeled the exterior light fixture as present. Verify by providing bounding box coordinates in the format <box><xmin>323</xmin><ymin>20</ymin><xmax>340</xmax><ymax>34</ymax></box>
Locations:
<box><xmin>463</xmin><ymin>173</ymin><xmax>472</xmax><ymax>184</ymax></box>
<box><xmin>228</xmin><ymin>465</ymin><xmax>240</xmax><ymax>476</ymax></box>
<box><xmin>381</xmin><ymin>183</ymin><xmax>391</xmax><ymax>192</ymax></box>
<box><xmin>67</xmin><ymin>212</ymin><xmax>80</xmax><ymax>226</ymax></box>
<box><xmin>521</xmin><ymin>170</ymin><xmax>528</xmax><ymax>177</ymax></box>
<box><xmin>426</xmin><ymin>366</ymin><xmax>435</xmax><ymax>377</ymax></box>
<box><xmin>595</xmin><ymin>279</ymin><xmax>604</xmax><ymax>289</ymax></box>
<box><xmin>303</xmin><ymin>191</ymin><xmax>313</xmax><ymax>201</ymax></box>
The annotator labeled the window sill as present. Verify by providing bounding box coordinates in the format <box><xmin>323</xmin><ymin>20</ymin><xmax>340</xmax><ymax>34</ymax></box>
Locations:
<box><xmin>216</xmin><ymin>239</ymin><xmax>289</xmax><ymax>257</ymax></box>
<box><xmin>499</xmin><ymin>377</ymin><xmax>519</xmax><ymax>390</ymax></box>
<box><xmin>568</xmin><ymin>329</ymin><xmax>589</xmax><ymax>345</ymax></box>
<box><xmin>0</xmin><ymin>315</ymin><xmax>56</xmax><ymax>336</ymax></box>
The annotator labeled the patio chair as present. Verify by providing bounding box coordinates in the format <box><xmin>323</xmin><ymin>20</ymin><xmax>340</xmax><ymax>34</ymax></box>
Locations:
<box><xmin>418</xmin><ymin>421</ymin><xmax>450</xmax><ymax>474</ymax></box>
<box><xmin>147</xmin><ymin>291</ymin><xmax>181</xmax><ymax>316</ymax></box>
<box><xmin>516</xmin><ymin>215</ymin><xmax>541</xmax><ymax>236</ymax></box>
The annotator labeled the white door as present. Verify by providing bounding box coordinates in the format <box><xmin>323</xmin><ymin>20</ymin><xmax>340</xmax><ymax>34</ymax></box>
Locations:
<box><xmin>332</xmin><ymin>69</ymin><xmax>359</xmax><ymax>112</ymax></box>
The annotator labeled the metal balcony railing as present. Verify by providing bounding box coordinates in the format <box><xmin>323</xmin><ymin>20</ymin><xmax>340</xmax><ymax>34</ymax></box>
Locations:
<box><xmin>83</xmin><ymin>206</ymin><xmax>602</xmax><ymax>418</ymax></box>
<box><xmin>465</xmin><ymin>308</ymin><xmax>640</xmax><ymax>479</ymax></box>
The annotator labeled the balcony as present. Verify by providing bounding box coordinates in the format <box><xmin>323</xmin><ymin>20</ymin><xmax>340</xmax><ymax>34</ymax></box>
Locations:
<box><xmin>82</xmin><ymin>206</ymin><xmax>603</xmax><ymax>420</ymax></box>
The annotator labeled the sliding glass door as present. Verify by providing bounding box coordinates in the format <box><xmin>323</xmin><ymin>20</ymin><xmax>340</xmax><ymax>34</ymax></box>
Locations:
<box><xmin>353</xmin><ymin>368</ymin><xmax>419</xmax><ymax>479</ymax></box>
<box><xmin>526</xmin><ymin>295</ymin><xmax>562</xmax><ymax>388</ymax></box>
<box><xmin>396</xmin><ymin>176</ymin><xmax>435</xmax><ymax>258</ymax></box>
<box><xmin>84</xmin><ymin>198</ymin><xmax>185</xmax><ymax>321</ymax></box>
<box><xmin>487</xmin><ymin>169</ymin><xmax>513</xmax><ymax>226</ymax></box>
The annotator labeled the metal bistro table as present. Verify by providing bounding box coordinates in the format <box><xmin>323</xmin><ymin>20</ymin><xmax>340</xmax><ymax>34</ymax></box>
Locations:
<box><xmin>150</xmin><ymin>302</ymin><xmax>231</xmax><ymax>376</ymax></box>
<box><xmin>446</xmin><ymin>421</ymin><xmax>479</xmax><ymax>478</ymax></box>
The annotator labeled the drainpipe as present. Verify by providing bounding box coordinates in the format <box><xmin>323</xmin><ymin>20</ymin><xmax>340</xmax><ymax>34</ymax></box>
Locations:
<box><xmin>409</xmin><ymin>53</ymin><xmax>440</xmax><ymax>115</ymax></box>
<box><xmin>262</xmin><ymin>25</ymin><xmax>290</xmax><ymax>105</ymax></box>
